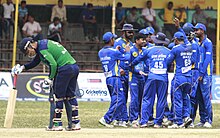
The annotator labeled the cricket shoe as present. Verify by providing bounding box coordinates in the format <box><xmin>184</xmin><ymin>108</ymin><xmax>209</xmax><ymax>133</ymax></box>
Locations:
<box><xmin>168</xmin><ymin>124</ymin><xmax>185</xmax><ymax>129</ymax></box>
<box><xmin>203</xmin><ymin>122</ymin><xmax>212</xmax><ymax>128</ymax></box>
<box><xmin>46</xmin><ymin>126</ymin><xmax>63</xmax><ymax>131</ymax></box>
<box><xmin>188</xmin><ymin>122</ymin><xmax>194</xmax><ymax>128</ymax></box>
<box><xmin>140</xmin><ymin>124</ymin><xmax>148</xmax><ymax>128</ymax></box>
<box><xmin>153</xmin><ymin>124</ymin><xmax>162</xmax><ymax>128</ymax></box>
<box><xmin>113</xmin><ymin>120</ymin><xmax>119</xmax><ymax>126</ymax></box>
<box><xmin>65</xmin><ymin>122</ymin><xmax>81</xmax><ymax>131</ymax></box>
<box><xmin>99</xmin><ymin>117</ymin><xmax>114</xmax><ymax>128</ymax></box>
<box><xmin>183</xmin><ymin>117</ymin><xmax>192</xmax><ymax>128</ymax></box>
<box><xmin>130</xmin><ymin>120</ymin><xmax>139</xmax><ymax>128</ymax></box>
<box><xmin>147</xmin><ymin>120</ymin><xmax>154</xmax><ymax>127</ymax></box>
<box><xmin>195</xmin><ymin>122</ymin><xmax>204</xmax><ymax>128</ymax></box>
<box><xmin>162</xmin><ymin>117</ymin><xmax>172</xmax><ymax>127</ymax></box>
<box><xmin>118</xmin><ymin>121</ymin><xmax>128</xmax><ymax>128</ymax></box>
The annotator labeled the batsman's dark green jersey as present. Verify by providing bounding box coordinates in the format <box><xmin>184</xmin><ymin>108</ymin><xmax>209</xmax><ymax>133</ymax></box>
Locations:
<box><xmin>24</xmin><ymin>40</ymin><xmax>76</xmax><ymax>79</ymax></box>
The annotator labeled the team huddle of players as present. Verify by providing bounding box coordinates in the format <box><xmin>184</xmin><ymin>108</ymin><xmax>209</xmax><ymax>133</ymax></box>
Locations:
<box><xmin>98</xmin><ymin>18</ymin><xmax>213</xmax><ymax>129</ymax></box>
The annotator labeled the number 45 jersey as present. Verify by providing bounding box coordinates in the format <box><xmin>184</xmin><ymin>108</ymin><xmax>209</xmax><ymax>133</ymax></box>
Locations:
<box><xmin>132</xmin><ymin>46</ymin><xmax>170</xmax><ymax>82</ymax></box>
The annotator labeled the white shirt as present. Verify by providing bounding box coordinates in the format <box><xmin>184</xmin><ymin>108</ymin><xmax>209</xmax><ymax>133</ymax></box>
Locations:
<box><xmin>51</xmin><ymin>5</ymin><xmax>67</xmax><ymax>22</ymax></box>
<box><xmin>22</xmin><ymin>21</ymin><xmax>42</xmax><ymax>36</ymax></box>
<box><xmin>3</xmin><ymin>3</ymin><xmax>14</xmax><ymax>19</ymax></box>
<box><xmin>142</xmin><ymin>8</ymin><xmax>156</xmax><ymax>22</ymax></box>
<box><xmin>48</xmin><ymin>23</ymin><xmax>62</xmax><ymax>35</ymax></box>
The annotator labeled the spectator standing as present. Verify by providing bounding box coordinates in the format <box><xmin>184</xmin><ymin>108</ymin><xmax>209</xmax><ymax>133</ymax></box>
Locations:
<box><xmin>159</xmin><ymin>1</ymin><xmax>176</xmax><ymax>39</ymax></box>
<box><xmin>48</xmin><ymin>17</ymin><xmax>62</xmax><ymax>43</ymax></box>
<box><xmin>142</xmin><ymin>0</ymin><xmax>160</xmax><ymax>32</ymax></box>
<box><xmin>192</xmin><ymin>5</ymin><xmax>210</xmax><ymax>27</ymax></box>
<box><xmin>116</xmin><ymin>2</ymin><xmax>126</xmax><ymax>29</ymax></box>
<box><xmin>3</xmin><ymin>0</ymin><xmax>14</xmax><ymax>39</ymax></box>
<box><xmin>81</xmin><ymin>3</ymin><xmax>98</xmax><ymax>42</ymax></box>
<box><xmin>18</xmin><ymin>0</ymin><xmax>28</xmax><ymax>38</ymax></box>
<box><xmin>0</xmin><ymin>0</ymin><xmax>3</xmax><ymax>39</ymax></box>
<box><xmin>126</xmin><ymin>7</ymin><xmax>142</xmax><ymax>30</ymax></box>
<box><xmin>22</xmin><ymin>14</ymin><xmax>43</xmax><ymax>41</ymax></box>
<box><xmin>175</xmin><ymin>5</ymin><xmax>187</xmax><ymax>26</ymax></box>
<box><xmin>51</xmin><ymin>0</ymin><xmax>67</xmax><ymax>36</ymax></box>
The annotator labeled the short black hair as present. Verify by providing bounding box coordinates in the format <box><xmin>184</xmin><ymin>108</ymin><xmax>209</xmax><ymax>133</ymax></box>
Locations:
<box><xmin>87</xmin><ymin>3</ymin><xmax>93</xmax><ymax>8</ymax></box>
<box><xmin>147</xmin><ymin>0</ymin><xmax>152</xmax><ymax>5</ymax></box>
<box><xmin>117</xmin><ymin>2</ymin><xmax>122</xmax><ymax>7</ymax></box>
<box><xmin>168</xmin><ymin>1</ymin><xmax>173</xmax><ymax>5</ymax></box>
<box><xmin>21</xmin><ymin>0</ymin><xmax>26</xmax><ymax>5</ymax></box>
<box><xmin>134</xmin><ymin>33</ymin><xmax>146</xmax><ymax>41</ymax></box>
<box><xmin>53</xmin><ymin>17</ymin><xmax>60</xmax><ymax>22</ymax></box>
<box><xmin>131</xmin><ymin>7</ymin><xmax>137</xmax><ymax>11</ymax></box>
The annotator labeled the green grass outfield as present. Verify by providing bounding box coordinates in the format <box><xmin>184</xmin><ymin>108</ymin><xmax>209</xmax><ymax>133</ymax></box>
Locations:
<box><xmin>0</xmin><ymin>101</ymin><xmax>219</xmax><ymax>138</ymax></box>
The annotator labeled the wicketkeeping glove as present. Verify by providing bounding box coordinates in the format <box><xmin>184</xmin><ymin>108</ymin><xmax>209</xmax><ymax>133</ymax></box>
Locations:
<box><xmin>42</xmin><ymin>78</ymin><xmax>53</xmax><ymax>92</ymax></box>
<box><xmin>11</xmin><ymin>64</ymin><xmax>24</xmax><ymax>76</ymax></box>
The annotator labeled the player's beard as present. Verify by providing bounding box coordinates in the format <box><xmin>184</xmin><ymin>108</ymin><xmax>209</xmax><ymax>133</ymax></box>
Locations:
<box><xmin>125</xmin><ymin>33</ymin><xmax>133</xmax><ymax>40</ymax></box>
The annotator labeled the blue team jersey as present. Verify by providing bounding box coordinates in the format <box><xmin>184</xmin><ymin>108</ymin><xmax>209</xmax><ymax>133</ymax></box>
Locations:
<box><xmin>129</xmin><ymin>45</ymin><xmax>146</xmax><ymax>75</ymax></box>
<box><xmin>98</xmin><ymin>46</ymin><xmax>130</xmax><ymax>78</ymax></box>
<box><xmin>198</xmin><ymin>36</ymin><xmax>213</xmax><ymax>76</ymax></box>
<box><xmin>146</xmin><ymin>42</ymin><xmax>155</xmax><ymax>48</ymax></box>
<box><xmin>132</xmin><ymin>45</ymin><xmax>170</xmax><ymax>81</ymax></box>
<box><xmin>114</xmin><ymin>37</ymin><xmax>133</xmax><ymax>70</ymax></box>
<box><xmin>178</xmin><ymin>28</ymin><xmax>200</xmax><ymax>69</ymax></box>
<box><xmin>191</xmin><ymin>41</ymin><xmax>200</xmax><ymax>69</ymax></box>
<box><xmin>167</xmin><ymin>43</ymin><xmax>192</xmax><ymax>76</ymax></box>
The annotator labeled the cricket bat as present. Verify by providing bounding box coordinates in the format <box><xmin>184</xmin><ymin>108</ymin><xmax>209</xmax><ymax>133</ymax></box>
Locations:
<box><xmin>4</xmin><ymin>75</ymin><xmax>18</xmax><ymax>128</ymax></box>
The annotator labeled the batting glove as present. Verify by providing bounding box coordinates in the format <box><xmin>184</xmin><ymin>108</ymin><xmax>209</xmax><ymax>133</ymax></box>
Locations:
<box><xmin>11</xmin><ymin>64</ymin><xmax>24</xmax><ymax>76</ymax></box>
<box><xmin>42</xmin><ymin>78</ymin><xmax>53</xmax><ymax>92</ymax></box>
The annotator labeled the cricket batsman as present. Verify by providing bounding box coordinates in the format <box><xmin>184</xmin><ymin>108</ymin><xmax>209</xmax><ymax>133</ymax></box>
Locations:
<box><xmin>11</xmin><ymin>37</ymin><xmax>81</xmax><ymax>131</ymax></box>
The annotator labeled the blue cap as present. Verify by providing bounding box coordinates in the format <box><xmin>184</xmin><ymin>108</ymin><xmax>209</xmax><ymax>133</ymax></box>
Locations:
<box><xmin>139</xmin><ymin>29</ymin><xmax>149</xmax><ymax>35</ymax></box>
<box><xmin>120</xmin><ymin>24</ymin><xmax>138</xmax><ymax>31</ymax></box>
<box><xmin>173</xmin><ymin>32</ymin><xmax>184</xmax><ymax>40</ymax></box>
<box><xmin>151</xmin><ymin>32</ymin><xmax>170</xmax><ymax>45</ymax></box>
<box><xmin>194</xmin><ymin>23</ymin><xmax>206</xmax><ymax>31</ymax></box>
<box><xmin>182</xmin><ymin>22</ymin><xmax>194</xmax><ymax>35</ymax></box>
<box><xmin>103</xmin><ymin>32</ymin><xmax>117</xmax><ymax>42</ymax></box>
<box><xmin>146</xmin><ymin>26</ymin><xmax>155</xmax><ymax>34</ymax></box>
<box><xmin>19</xmin><ymin>37</ymin><xmax>33</xmax><ymax>54</ymax></box>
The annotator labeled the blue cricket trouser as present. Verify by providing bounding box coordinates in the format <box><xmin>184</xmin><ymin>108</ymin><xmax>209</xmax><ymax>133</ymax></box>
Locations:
<box><xmin>144</xmin><ymin>75</ymin><xmax>154</xmax><ymax>121</ymax></box>
<box><xmin>140</xmin><ymin>79</ymin><xmax>168</xmax><ymax>125</ymax></box>
<box><xmin>104</xmin><ymin>76</ymin><xmax>126</xmax><ymax>124</ymax></box>
<box><xmin>173</xmin><ymin>76</ymin><xmax>191</xmax><ymax>125</ymax></box>
<box><xmin>129</xmin><ymin>74</ymin><xmax>144</xmax><ymax>122</ymax></box>
<box><xmin>53</xmin><ymin>64</ymin><xmax>80</xmax><ymax>125</ymax></box>
<box><xmin>190</xmin><ymin>69</ymin><xmax>200</xmax><ymax>122</ymax></box>
<box><xmin>196</xmin><ymin>75</ymin><xmax>213</xmax><ymax>124</ymax></box>
<box><xmin>53</xmin><ymin>64</ymin><xmax>79</xmax><ymax>98</ymax></box>
<box><xmin>116</xmin><ymin>71</ymin><xmax>129</xmax><ymax>122</ymax></box>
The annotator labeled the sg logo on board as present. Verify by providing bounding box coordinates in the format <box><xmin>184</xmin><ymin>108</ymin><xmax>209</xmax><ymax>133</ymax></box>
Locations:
<box><xmin>26</xmin><ymin>76</ymin><xmax>50</xmax><ymax>98</ymax></box>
